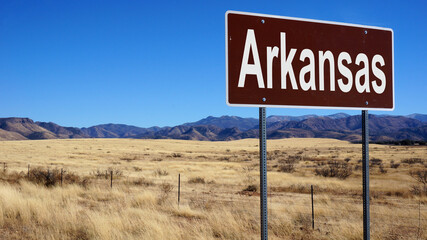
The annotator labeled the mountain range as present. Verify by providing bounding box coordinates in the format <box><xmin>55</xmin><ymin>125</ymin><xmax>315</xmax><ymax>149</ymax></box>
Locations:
<box><xmin>0</xmin><ymin>113</ymin><xmax>426</xmax><ymax>142</ymax></box>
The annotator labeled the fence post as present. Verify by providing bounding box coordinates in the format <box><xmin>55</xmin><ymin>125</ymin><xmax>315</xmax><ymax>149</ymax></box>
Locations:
<box><xmin>418</xmin><ymin>199</ymin><xmax>421</xmax><ymax>240</ymax></box>
<box><xmin>311</xmin><ymin>185</ymin><xmax>314</xmax><ymax>230</ymax></box>
<box><xmin>178</xmin><ymin>173</ymin><xmax>181</xmax><ymax>207</ymax></box>
<box><xmin>28</xmin><ymin>164</ymin><xmax>30</xmax><ymax>178</ymax></box>
<box><xmin>3</xmin><ymin>162</ymin><xmax>5</xmax><ymax>172</ymax></box>
<box><xmin>110</xmin><ymin>171</ymin><xmax>113</xmax><ymax>188</ymax></box>
<box><xmin>61</xmin><ymin>168</ymin><xmax>63</xmax><ymax>187</ymax></box>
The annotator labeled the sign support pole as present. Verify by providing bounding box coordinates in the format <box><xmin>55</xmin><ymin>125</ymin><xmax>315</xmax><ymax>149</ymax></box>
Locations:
<box><xmin>362</xmin><ymin>110</ymin><xmax>370</xmax><ymax>240</ymax></box>
<box><xmin>259</xmin><ymin>107</ymin><xmax>268</xmax><ymax>240</ymax></box>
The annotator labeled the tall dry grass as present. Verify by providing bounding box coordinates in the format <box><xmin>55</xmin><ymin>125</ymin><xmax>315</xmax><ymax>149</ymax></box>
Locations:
<box><xmin>0</xmin><ymin>138</ymin><xmax>425</xmax><ymax>239</ymax></box>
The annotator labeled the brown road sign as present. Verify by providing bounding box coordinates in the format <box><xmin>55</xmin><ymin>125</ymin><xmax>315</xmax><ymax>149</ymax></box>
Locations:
<box><xmin>226</xmin><ymin>11</ymin><xmax>394</xmax><ymax>110</ymax></box>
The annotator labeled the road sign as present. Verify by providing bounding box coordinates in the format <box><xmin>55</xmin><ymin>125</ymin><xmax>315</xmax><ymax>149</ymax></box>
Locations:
<box><xmin>226</xmin><ymin>11</ymin><xmax>394</xmax><ymax>110</ymax></box>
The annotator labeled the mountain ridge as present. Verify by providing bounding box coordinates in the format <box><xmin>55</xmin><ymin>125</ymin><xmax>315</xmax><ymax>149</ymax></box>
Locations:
<box><xmin>0</xmin><ymin>113</ymin><xmax>425</xmax><ymax>142</ymax></box>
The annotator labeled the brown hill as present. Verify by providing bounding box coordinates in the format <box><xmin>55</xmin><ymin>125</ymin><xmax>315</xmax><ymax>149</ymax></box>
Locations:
<box><xmin>0</xmin><ymin>128</ymin><xmax>27</xmax><ymax>140</ymax></box>
<box><xmin>0</xmin><ymin>118</ymin><xmax>55</xmax><ymax>139</ymax></box>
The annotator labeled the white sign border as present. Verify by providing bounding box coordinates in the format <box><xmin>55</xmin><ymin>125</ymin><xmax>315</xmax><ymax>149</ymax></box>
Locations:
<box><xmin>225</xmin><ymin>10</ymin><xmax>395</xmax><ymax>111</ymax></box>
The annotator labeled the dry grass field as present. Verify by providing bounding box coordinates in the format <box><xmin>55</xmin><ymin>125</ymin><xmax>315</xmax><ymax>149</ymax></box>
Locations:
<box><xmin>0</xmin><ymin>138</ymin><xmax>426</xmax><ymax>239</ymax></box>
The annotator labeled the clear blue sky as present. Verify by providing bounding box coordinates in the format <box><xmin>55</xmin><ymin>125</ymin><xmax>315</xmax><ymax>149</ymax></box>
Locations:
<box><xmin>1</xmin><ymin>0</ymin><xmax>426</xmax><ymax>127</ymax></box>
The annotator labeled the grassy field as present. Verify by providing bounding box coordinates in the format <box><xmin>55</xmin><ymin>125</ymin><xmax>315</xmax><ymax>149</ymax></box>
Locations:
<box><xmin>0</xmin><ymin>138</ymin><xmax>426</xmax><ymax>239</ymax></box>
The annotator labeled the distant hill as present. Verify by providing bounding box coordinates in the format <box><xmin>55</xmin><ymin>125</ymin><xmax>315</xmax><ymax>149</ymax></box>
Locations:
<box><xmin>407</xmin><ymin>114</ymin><xmax>427</xmax><ymax>122</ymax></box>
<box><xmin>266</xmin><ymin>113</ymin><xmax>350</xmax><ymax>123</ymax></box>
<box><xmin>36</xmin><ymin>122</ymin><xmax>89</xmax><ymax>139</ymax></box>
<box><xmin>183</xmin><ymin>116</ymin><xmax>258</xmax><ymax>131</ymax></box>
<box><xmin>0</xmin><ymin>118</ymin><xmax>56</xmax><ymax>140</ymax></box>
<box><xmin>0</xmin><ymin>113</ymin><xmax>425</xmax><ymax>142</ymax></box>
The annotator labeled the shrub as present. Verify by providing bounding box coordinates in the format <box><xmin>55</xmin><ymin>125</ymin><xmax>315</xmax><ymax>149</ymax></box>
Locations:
<box><xmin>278</xmin><ymin>155</ymin><xmax>301</xmax><ymax>173</ymax></box>
<box><xmin>157</xmin><ymin>182</ymin><xmax>174</xmax><ymax>205</ymax></box>
<box><xmin>133</xmin><ymin>166</ymin><xmax>143</xmax><ymax>172</ymax></box>
<box><xmin>132</xmin><ymin>177</ymin><xmax>154</xmax><ymax>186</ymax></box>
<box><xmin>188</xmin><ymin>177</ymin><xmax>205</xmax><ymax>184</ymax></box>
<box><xmin>154</xmin><ymin>168</ymin><xmax>169</xmax><ymax>177</ymax></box>
<box><xmin>410</xmin><ymin>169</ymin><xmax>427</xmax><ymax>185</ymax></box>
<box><xmin>27</xmin><ymin>167</ymin><xmax>80</xmax><ymax>187</ymax></box>
<box><xmin>379</xmin><ymin>164</ymin><xmax>387</xmax><ymax>174</ymax></box>
<box><xmin>402</xmin><ymin>158</ymin><xmax>424</xmax><ymax>165</ymax></box>
<box><xmin>91</xmin><ymin>168</ymin><xmax>123</xmax><ymax>179</ymax></box>
<box><xmin>314</xmin><ymin>160</ymin><xmax>352</xmax><ymax>179</ymax></box>
<box><xmin>243</xmin><ymin>184</ymin><xmax>257</xmax><ymax>192</ymax></box>
<box><xmin>278</xmin><ymin>160</ymin><xmax>296</xmax><ymax>173</ymax></box>
<box><xmin>409</xmin><ymin>169</ymin><xmax>427</xmax><ymax>196</ymax></box>
<box><xmin>120</xmin><ymin>155</ymin><xmax>138</xmax><ymax>161</ymax></box>
<box><xmin>370</xmin><ymin>158</ymin><xmax>382</xmax><ymax>166</ymax></box>
<box><xmin>390</xmin><ymin>160</ymin><xmax>400</xmax><ymax>169</ymax></box>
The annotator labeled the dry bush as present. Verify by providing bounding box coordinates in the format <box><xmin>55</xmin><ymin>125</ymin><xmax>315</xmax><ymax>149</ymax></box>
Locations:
<box><xmin>91</xmin><ymin>169</ymin><xmax>110</xmax><ymax>179</ymax></box>
<box><xmin>153</xmin><ymin>168</ymin><xmax>169</xmax><ymax>177</ymax></box>
<box><xmin>370</xmin><ymin>157</ymin><xmax>383</xmax><ymax>166</ymax></box>
<box><xmin>402</xmin><ymin>158</ymin><xmax>424</xmax><ymax>165</ymax></box>
<box><xmin>410</xmin><ymin>169</ymin><xmax>427</xmax><ymax>185</ymax></box>
<box><xmin>278</xmin><ymin>155</ymin><xmax>302</xmax><ymax>173</ymax></box>
<box><xmin>157</xmin><ymin>182</ymin><xmax>173</xmax><ymax>205</ymax></box>
<box><xmin>133</xmin><ymin>166</ymin><xmax>142</xmax><ymax>172</ymax></box>
<box><xmin>409</xmin><ymin>169</ymin><xmax>427</xmax><ymax>196</ymax></box>
<box><xmin>278</xmin><ymin>160</ymin><xmax>296</xmax><ymax>173</ymax></box>
<box><xmin>0</xmin><ymin>170</ymin><xmax>26</xmax><ymax>184</ymax></box>
<box><xmin>390</xmin><ymin>160</ymin><xmax>400</xmax><ymax>169</ymax></box>
<box><xmin>171</xmin><ymin>153</ymin><xmax>182</xmax><ymax>158</ymax></box>
<box><xmin>119</xmin><ymin>155</ymin><xmax>138</xmax><ymax>161</ymax></box>
<box><xmin>379</xmin><ymin>164</ymin><xmax>387</xmax><ymax>174</ymax></box>
<box><xmin>131</xmin><ymin>177</ymin><xmax>154</xmax><ymax>186</ymax></box>
<box><xmin>314</xmin><ymin>160</ymin><xmax>352</xmax><ymax>179</ymax></box>
<box><xmin>188</xmin><ymin>177</ymin><xmax>205</xmax><ymax>184</ymax></box>
<box><xmin>27</xmin><ymin>167</ymin><xmax>80</xmax><ymax>187</ymax></box>
<box><xmin>91</xmin><ymin>168</ymin><xmax>122</xmax><ymax>179</ymax></box>
<box><xmin>243</xmin><ymin>184</ymin><xmax>257</xmax><ymax>192</ymax></box>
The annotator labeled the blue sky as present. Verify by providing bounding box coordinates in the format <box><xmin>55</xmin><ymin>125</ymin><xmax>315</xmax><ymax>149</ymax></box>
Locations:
<box><xmin>0</xmin><ymin>0</ymin><xmax>426</xmax><ymax>127</ymax></box>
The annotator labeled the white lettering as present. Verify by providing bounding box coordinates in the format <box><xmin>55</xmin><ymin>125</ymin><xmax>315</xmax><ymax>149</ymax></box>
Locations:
<box><xmin>266</xmin><ymin>46</ymin><xmax>279</xmax><ymax>89</ymax></box>
<box><xmin>371</xmin><ymin>54</ymin><xmax>386</xmax><ymax>94</ymax></box>
<box><xmin>337</xmin><ymin>52</ymin><xmax>353</xmax><ymax>93</ymax></box>
<box><xmin>280</xmin><ymin>32</ymin><xmax>298</xmax><ymax>89</ymax></box>
<box><xmin>299</xmin><ymin>49</ymin><xmax>316</xmax><ymax>91</ymax></box>
<box><xmin>238</xmin><ymin>29</ymin><xmax>265</xmax><ymax>88</ymax></box>
<box><xmin>355</xmin><ymin>53</ymin><xmax>370</xmax><ymax>93</ymax></box>
<box><xmin>319</xmin><ymin>51</ymin><xmax>335</xmax><ymax>91</ymax></box>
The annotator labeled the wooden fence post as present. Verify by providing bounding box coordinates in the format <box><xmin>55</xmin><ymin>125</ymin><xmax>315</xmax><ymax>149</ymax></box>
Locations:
<box><xmin>110</xmin><ymin>171</ymin><xmax>113</xmax><ymax>188</ymax></box>
<box><xmin>178</xmin><ymin>173</ymin><xmax>181</xmax><ymax>207</ymax></box>
<box><xmin>311</xmin><ymin>185</ymin><xmax>315</xmax><ymax>230</ymax></box>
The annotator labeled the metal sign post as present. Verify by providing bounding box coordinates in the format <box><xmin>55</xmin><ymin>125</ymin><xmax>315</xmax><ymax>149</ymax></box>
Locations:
<box><xmin>259</xmin><ymin>107</ymin><xmax>268</xmax><ymax>240</ymax></box>
<box><xmin>362</xmin><ymin>110</ymin><xmax>370</xmax><ymax>240</ymax></box>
